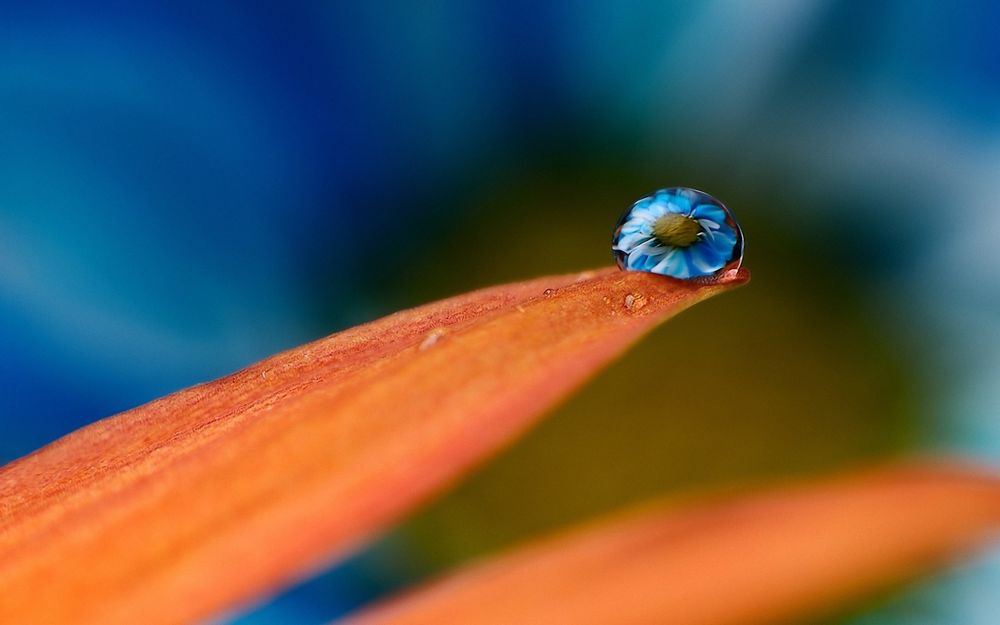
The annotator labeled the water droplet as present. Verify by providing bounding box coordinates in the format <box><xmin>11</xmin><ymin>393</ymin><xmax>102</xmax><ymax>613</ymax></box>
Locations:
<box><xmin>611</xmin><ymin>187</ymin><xmax>744</xmax><ymax>280</ymax></box>
<box><xmin>623</xmin><ymin>293</ymin><xmax>647</xmax><ymax>310</ymax></box>
<box><xmin>419</xmin><ymin>328</ymin><xmax>447</xmax><ymax>351</ymax></box>
<box><xmin>543</xmin><ymin>288</ymin><xmax>555</xmax><ymax>296</ymax></box>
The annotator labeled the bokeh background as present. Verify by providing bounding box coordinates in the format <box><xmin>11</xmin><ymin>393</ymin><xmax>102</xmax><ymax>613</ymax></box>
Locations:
<box><xmin>2</xmin><ymin>2</ymin><xmax>999</xmax><ymax>623</ymax></box>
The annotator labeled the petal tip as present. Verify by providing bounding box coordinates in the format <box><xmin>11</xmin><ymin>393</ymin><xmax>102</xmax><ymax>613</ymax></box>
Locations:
<box><xmin>717</xmin><ymin>265</ymin><xmax>751</xmax><ymax>286</ymax></box>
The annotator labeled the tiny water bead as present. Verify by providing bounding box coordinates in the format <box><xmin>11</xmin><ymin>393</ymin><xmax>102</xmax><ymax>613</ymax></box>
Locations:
<box><xmin>612</xmin><ymin>188</ymin><xmax>744</xmax><ymax>280</ymax></box>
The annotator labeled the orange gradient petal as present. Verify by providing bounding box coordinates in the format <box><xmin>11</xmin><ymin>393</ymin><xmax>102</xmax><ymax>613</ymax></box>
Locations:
<box><xmin>344</xmin><ymin>462</ymin><xmax>1000</xmax><ymax>625</ymax></box>
<box><xmin>0</xmin><ymin>266</ymin><xmax>748</xmax><ymax>625</ymax></box>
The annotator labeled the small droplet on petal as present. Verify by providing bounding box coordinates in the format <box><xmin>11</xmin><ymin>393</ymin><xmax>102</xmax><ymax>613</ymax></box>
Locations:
<box><xmin>612</xmin><ymin>187</ymin><xmax>744</xmax><ymax>280</ymax></box>
<box><xmin>543</xmin><ymin>288</ymin><xmax>555</xmax><ymax>297</ymax></box>
<box><xmin>420</xmin><ymin>328</ymin><xmax>447</xmax><ymax>351</ymax></box>
<box><xmin>623</xmin><ymin>293</ymin><xmax>646</xmax><ymax>311</ymax></box>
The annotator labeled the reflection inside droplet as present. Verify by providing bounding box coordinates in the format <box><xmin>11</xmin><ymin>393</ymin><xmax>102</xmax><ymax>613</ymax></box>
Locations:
<box><xmin>612</xmin><ymin>187</ymin><xmax>744</xmax><ymax>280</ymax></box>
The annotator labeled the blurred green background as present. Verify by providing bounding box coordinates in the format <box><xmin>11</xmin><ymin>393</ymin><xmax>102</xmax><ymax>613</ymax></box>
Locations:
<box><xmin>2</xmin><ymin>2</ymin><xmax>998</xmax><ymax>624</ymax></box>
<box><xmin>388</xmin><ymin>165</ymin><xmax>914</xmax><ymax>568</ymax></box>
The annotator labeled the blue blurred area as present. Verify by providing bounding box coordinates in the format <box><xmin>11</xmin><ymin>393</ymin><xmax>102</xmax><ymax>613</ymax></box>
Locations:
<box><xmin>2</xmin><ymin>2</ymin><xmax>1000</xmax><ymax>624</ymax></box>
<box><xmin>1</xmin><ymin>2</ymin><xmax>500</xmax><ymax>456</ymax></box>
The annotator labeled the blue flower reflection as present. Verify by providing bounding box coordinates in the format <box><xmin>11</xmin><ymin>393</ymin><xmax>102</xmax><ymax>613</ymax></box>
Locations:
<box><xmin>612</xmin><ymin>188</ymin><xmax>743</xmax><ymax>279</ymax></box>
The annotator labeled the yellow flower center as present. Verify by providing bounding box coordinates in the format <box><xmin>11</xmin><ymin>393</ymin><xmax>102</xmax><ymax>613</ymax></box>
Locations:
<box><xmin>652</xmin><ymin>213</ymin><xmax>702</xmax><ymax>247</ymax></box>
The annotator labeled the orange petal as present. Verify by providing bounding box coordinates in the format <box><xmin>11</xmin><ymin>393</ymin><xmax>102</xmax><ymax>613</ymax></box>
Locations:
<box><xmin>343</xmin><ymin>462</ymin><xmax>1000</xmax><ymax>625</ymax></box>
<box><xmin>0</xmin><ymin>266</ymin><xmax>748</xmax><ymax>625</ymax></box>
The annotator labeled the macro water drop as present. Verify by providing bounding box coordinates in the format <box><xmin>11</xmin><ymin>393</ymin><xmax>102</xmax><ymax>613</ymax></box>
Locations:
<box><xmin>612</xmin><ymin>187</ymin><xmax>744</xmax><ymax>280</ymax></box>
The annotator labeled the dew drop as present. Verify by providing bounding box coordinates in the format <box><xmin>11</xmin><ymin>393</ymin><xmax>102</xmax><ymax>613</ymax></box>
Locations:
<box><xmin>419</xmin><ymin>328</ymin><xmax>447</xmax><ymax>351</ymax></box>
<box><xmin>611</xmin><ymin>187</ymin><xmax>744</xmax><ymax>280</ymax></box>
<box><xmin>623</xmin><ymin>293</ymin><xmax>646</xmax><ymax>310</ymax></box>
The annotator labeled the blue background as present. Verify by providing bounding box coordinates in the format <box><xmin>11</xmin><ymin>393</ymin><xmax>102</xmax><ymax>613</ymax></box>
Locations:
<box><xmin>3</xmin><ymin>2</ymin><xmax>1000</xmax><ymax>624</ymax></box>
